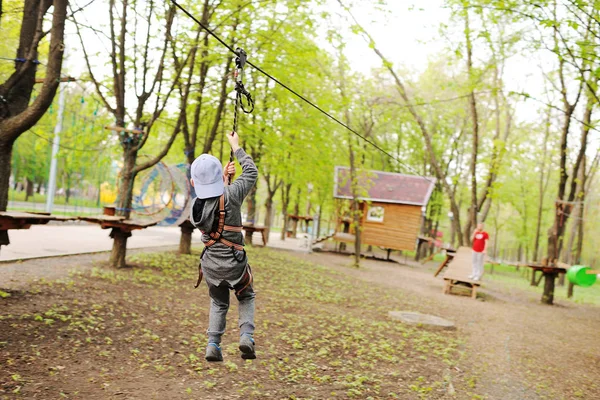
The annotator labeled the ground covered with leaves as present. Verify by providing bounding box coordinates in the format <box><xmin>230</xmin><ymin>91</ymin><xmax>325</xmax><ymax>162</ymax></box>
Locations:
<box><xmin>0</xmin><ymin>248</ymin><xmax>473</xmax><ymax>399</ymax></box>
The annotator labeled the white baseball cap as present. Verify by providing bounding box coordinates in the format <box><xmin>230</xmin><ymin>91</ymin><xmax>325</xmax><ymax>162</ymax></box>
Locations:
<box><xmin>190</xmin><ymin>154</ymin><xmax>224</xmax><ymax>199</ymax></box>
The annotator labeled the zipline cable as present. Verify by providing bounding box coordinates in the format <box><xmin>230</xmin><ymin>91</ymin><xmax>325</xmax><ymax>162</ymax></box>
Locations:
<box><xmin>169</xmin><ymin>0</ymin><xmax>435</xmax><ymax>183</ymax></box>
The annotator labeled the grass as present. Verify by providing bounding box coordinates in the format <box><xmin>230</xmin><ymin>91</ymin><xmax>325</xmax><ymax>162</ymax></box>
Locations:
<box><xmin>0</xmin><ymin>247</ymin><xmax>473</xmax><ymax>399</ymax></box>
<box><xmin>8</xmin><ymin>189</ymin><xmax>101</xmax><ymax>209</ymax></box>
<box><xmin>7</xmin><ymin>207</ymin><xmax>101</xmax><ymax>217</ymax></box>
<box><xmin>483</xmin><ymin>262</ymin><xmax>600</xmax><ymax>305</ymax></box>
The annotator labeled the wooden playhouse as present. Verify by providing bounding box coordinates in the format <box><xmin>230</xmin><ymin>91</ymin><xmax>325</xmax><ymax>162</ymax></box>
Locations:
<box><xmin>332</xmin><ymin>166</ymin><xmax>436</xmax><ymax>252</ymax></box>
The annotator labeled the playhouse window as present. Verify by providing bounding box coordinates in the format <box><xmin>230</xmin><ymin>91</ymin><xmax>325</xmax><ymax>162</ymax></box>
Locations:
<box><xmin>366</xmin><ymin>206</ymin><xmax>385</xmax><ymax>222</ymax></box>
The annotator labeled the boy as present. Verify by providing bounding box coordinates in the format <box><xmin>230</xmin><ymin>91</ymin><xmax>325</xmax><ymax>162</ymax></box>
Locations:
<box><xmin>189</xmin><ymin>132</ymin><xmax>258</xmax><ymax>362</ymax></box>
<box><xmin>469</xmin><ymin>223</ymin><xmax>489</xmax><ymax>281</ymax></box>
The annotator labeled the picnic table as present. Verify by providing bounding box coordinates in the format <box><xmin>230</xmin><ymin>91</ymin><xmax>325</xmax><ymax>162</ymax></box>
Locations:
<box><xmin>0</xmin><ymin>211</ymin><xmax>76</xmax><ymax>251</ymax></box>
<box><xmin>242</xmin><ymin>224</ymin><xmax>268</xmax><ymax>246</ymax></box>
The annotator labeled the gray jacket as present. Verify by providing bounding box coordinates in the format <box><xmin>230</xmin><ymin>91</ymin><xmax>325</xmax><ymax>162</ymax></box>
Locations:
<box><xmin>190</xmin><ymin>148</ymin><xmax>258</xmax><ymax>287</ymax></box>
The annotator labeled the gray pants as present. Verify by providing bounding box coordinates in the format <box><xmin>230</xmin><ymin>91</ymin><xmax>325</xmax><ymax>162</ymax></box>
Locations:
<box><xmin>207</xmin><ymin>282</ymin><xmax>255</xmax><ymax>344</ymax></box>
<box><xmin>471</xmin><ymin>251</ymin><xmax>485</xmax><ymax>280</ymax></box>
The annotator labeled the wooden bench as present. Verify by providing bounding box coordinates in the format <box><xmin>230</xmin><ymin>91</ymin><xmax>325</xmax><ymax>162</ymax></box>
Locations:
<box><xmin>242</xmin><ymin>224</ymin><xmax>268</xmax><ymax>246</ymax></box>
<box><xmin>442</xmin><ymin>246</ymin><xmax>481</xmax><ymax>299</ymax></box>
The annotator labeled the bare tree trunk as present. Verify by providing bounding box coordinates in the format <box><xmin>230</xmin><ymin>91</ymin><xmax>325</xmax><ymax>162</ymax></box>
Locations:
<box><xmin>244</xmin><ymin>182</ymin><xmax>256</xmax><ymax>222</ymax></box>
<box><xmin>179</xmin><ymin>222</ymin><xmax>193</xmax><ymax>255</ymax></box>
<box><xmin>109</xmin><ymin>228</ymin><xmax>130</xmax><ymax>268</ymax></box>
<box><xmin>25</xmin><ymin>178</ymin><xmax>34</xmax><ymax>201</ymax></box>
<box><xmin>292</xmin><ymin>188</ymin><xmax>300</xmax><ymax>237</ymax></box>
<box><xmin>263</xmin><ymin>174</ymin><xmax>281</xmax><ymax>244</ymax></box>
<box><xmin>534</xmin><ymin>109</ymin><xmax>551</xmax><ymax>261</ymax></box>
<box><xmin>572</xmin><ymin>155</ymin><xmax>587</xmax><ymax>265</ymax></box>
<box><xmin>264</xmin><ymin>197</ymin><xmax>273</xmax><ymax>244</ymax></box>
<box><xmin>280</xmin><ymin>183</ymin><xmax>292</xmax><ymax>241</ymax></box>
<box><xmin>65</xmin><ymin>175</ymin><xmax>72</xmax><ymax>204</ymax></box>
<box><xmin>110</xmin><ymin>148</ymin><xmax>137</xmax><ymax>267</ymax></box>
<box><xmin>348</xmin><ymin>140</ymin><xmax>362</xmax><ymax>267</ymax></box>
<box><xmin>464</xmin><ymin>10</ymin><xmax>479</xmax><ymax>245</ymax></box>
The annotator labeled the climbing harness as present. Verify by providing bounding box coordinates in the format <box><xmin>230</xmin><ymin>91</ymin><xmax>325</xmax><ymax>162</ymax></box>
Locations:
<box><xmin>228</xmin><ymin>47</ymin><xmax>254</xmax><ymax>184</ymax></box>
<box><xmin>194</xmin><ymin>194</ymin><xmax>253</xmax><ymax>294</ymax></box>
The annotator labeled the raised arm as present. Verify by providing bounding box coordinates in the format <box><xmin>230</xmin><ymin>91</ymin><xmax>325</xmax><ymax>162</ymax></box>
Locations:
<box><xmin>227</xmin><ymin>132</ymin><xmax>258</xmax><ymax>205</ymax></box>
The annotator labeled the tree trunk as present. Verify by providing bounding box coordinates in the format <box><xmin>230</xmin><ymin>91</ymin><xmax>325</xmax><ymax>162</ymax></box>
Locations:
<box><xmin>573</xmin><ymin>154</ymin><xmax>587</xmax><ymax>265</ymax></box>
<box><xmin>317</xmin><ymin>204</ymin><xmax>323</xmax><ymax>238</ymax></box>
<box><xmin>110</xmin><ymin>148</ymin><xmax>137</xmax><ymax>267</ymax></box>
<box><xmin>280</xmin><ymin>183</ymin><xmax>292</xmax><ymax>241</ymax></box>
<box><xmin>464</xmin><ymin>9</ymin><xmax>479</xmax><ymax>246</ymax></box>
<box><xmin>291</xmin><ymin>188</ymin><xmax>300</xmax><ymax>237</ymax></box>
<box><xmin>534</xmin><ymin>109</ymin><xmax>551</xmax><ymax>261</ymax></box>
<box><xmin>179</xmin><ymin>221</ymin><xmax>194</xmax><ymax>255</ymax></box>
<box><xmin>246</xmin><ymin>184</ymin><xmax>257</xmax><ymax>225</ymax></box>
<box><xmin>348</xmin><ymin>139</ymin><xmax>362</xmax><ymax>268</ymax></box>
<box><xmin>245</xmin><ymin>183</ymin><xmax>258</xmax><ymax>243</ymax></box>
<box><xmin>25</xmin><ymin>178</ymin><xmax>34</xmax><ymax>201</ymax></box>
<box><xmin>0</xmin><ymin>140</ymin><xmax>12</xmax><ymax>247</ymax></box>
<box><xmin>65</xmin><ymin>175</ymin><xmax>71</xmax><ymax>204</ymax></box>
<box><xmin>109</xmin><ymin>228</ymin><xmax>130</xmax><ymax>268</ymax></box>
<box><xmin>264</xmin><ymin>194</ymin><xmax>275</xmax><ymax>245</ymax></box>
<box><xmin>542</xmin><ymin>273</ymin><xmax>556</xmax><ymax>305</ymax></box>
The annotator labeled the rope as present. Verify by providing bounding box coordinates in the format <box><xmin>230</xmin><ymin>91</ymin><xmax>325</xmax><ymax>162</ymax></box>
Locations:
<box><xmin>229</xmin><ymin>48</ymin><xmax>254</xmax><ymax>184</ymax></box>
<box><xmin>169</xmin><ymin>0</ymin><xmax>435</xmax><ymax>184</ymax></box>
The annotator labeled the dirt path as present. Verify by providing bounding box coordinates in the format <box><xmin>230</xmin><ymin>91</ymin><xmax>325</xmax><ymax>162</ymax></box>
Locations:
<box><xmin>291</xmin><ymin>250</ymin><xmax>600</xmax><ymax>399</ymax></box>
<box><xmin>2</xmin><ymin>247</ymin><xmax>598</xmax><ymax>399</ymax></box>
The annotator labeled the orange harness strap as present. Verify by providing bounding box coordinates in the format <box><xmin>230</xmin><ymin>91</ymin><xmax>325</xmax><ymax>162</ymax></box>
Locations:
<box><xmin>195</xmin><ymin>194</ymin><xmax>245</xmax><ymax>288</ymax></box>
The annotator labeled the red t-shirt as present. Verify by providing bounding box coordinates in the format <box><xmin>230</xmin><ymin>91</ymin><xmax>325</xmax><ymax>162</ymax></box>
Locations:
<box><xmin>472</xmin><ymin>231</ymin><xmax>489</xmax><ymax>252</ymax></box>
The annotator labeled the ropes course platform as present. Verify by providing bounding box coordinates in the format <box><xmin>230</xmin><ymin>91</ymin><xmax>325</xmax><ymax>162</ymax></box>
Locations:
<box><xmin>0</xmin><ymin>211</ymin><xmax>77</xmax><ymax>251</ymax></box>
<box><xmin>441</xmin><ymin>246</ymin><xmax>481</xmax><ymax>299</ymax></box>
<box><xmin>78</xmin><ymin>215</ymin><xmax>159</xmax><ymax>232</ymax></box>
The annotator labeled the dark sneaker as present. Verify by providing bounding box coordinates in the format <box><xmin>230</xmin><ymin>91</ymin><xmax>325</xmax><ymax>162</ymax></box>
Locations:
<box><xmin>205</xmin><ymin>343</ymin><xmax>223</xmax><ymax>362</ymax></box>
<box><xmin>239</xmin><ymin>334</ymin><xmax>256</xmax><ymax>360</ymax></box>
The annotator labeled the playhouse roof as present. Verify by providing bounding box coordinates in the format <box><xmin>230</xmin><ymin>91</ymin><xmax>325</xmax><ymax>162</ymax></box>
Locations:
<box><xmin>333</xmin><ymin>166</ymin><xmax>436</xmax><ymax>206</ymax></box>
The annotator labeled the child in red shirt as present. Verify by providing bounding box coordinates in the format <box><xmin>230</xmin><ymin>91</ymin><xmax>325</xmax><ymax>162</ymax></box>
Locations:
<box><xmin>470</xmin><ymin>223</ymin><xmax>489</xmax><ymax>281</ymax></box>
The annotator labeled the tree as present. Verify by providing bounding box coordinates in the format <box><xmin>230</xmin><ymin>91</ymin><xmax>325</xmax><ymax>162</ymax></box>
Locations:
<box><xmin>0</xmin><ymin>0</ymin><xmax>68</xmax><ymax>247</ymax></box>
<box><xmin>75</xmin><ymin>0</ymin><xmax>186</xmax><ymax>267</ymax></box>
